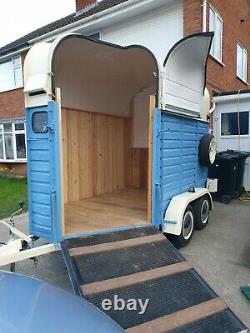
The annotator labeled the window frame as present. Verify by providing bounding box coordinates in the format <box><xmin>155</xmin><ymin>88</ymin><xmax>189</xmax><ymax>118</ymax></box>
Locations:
<box><xmin>0</xmin><ymin>121</ymin><xmax>27</xmax><ymax>162</ymax></box>
<box><xmin>0</xmin><ymin>55</ymin><xmax>23</xmax><ymax>93</ymax></box>
<box><xmin>220</xmin><ymin>111</ymin><xmax>250</xmax><ymax>138</ymax></box>
<box><xmin>209</xmin><ymin>5</ymin><xmax>223</xmax><ymax>63</ymax></box>
<box><xmin>236</xmin><ymin>42</ymin><xmax>248</xmax><ymax>84</ymax></box>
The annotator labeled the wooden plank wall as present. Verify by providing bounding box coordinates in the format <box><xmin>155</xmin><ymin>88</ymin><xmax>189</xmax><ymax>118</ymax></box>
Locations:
<box><xmin>62</xmin><ymin>108</ymin><xmax>148</xmax><ymax>204</ymax></box>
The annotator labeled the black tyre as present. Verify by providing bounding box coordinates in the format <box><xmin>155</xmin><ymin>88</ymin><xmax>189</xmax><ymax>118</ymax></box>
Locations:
<box><xmin>193</xmin><ymin>195</ymin><xmax>210</xmax><ymax>230</ymax></box>
<box><xmin>171</xmin><ymin>205</ymin><xmax>195</xmax><ymax>248</ymax></box>
<box><xmin>199</xmin><ymin>134</ymin><xmax>216</xmax><ymax>166</ymax></box>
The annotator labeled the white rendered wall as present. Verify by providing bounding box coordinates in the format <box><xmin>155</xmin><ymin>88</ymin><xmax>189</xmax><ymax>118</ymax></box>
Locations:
<box><xmin>213</xmin><ymin>96</ymin><xmax>250</xmax><ymax>190</ymax></box>
<box><xmin>101</xmin><ymin>0</ymin><xmax>183</xmax><ymax>64</ymax></box>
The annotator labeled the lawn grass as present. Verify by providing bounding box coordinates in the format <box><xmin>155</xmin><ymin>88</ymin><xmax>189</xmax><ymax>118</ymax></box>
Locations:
<box><xmin>0</xmin><ymin>176</ymin><xmax>28</xmax><ymax>219</ymax></box>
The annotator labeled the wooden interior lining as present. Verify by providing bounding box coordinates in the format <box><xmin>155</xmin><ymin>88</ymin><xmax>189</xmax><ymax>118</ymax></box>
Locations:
<box><xmin>62</xmin><ymin>108</ymin><xmax>127</xmax><ymax>203</ymax></box>
<box><xmin>62</xmin><ymin>107</ymin><xmax>149</xmax><ymax>205</ymax></box>
<box><xmin>64</xmin><ymin>189</ymin><xmax>148</xmax><ymax>235</ymax></box>
<box><xmin>82</xmin><ymin>262</ymin><xmax>192</xmax><ymax>296</ymax></box>
<box><xmin>126</xmin><ymin>298</ymin><xmax>228</xmax><ymax>333</ymax></box>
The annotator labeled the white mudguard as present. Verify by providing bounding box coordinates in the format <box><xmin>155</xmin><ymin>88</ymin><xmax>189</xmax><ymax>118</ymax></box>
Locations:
<box><xmin>162</xmin><ymin>188</ymin><xmax>212</xmax><ymax>236</ymax></box>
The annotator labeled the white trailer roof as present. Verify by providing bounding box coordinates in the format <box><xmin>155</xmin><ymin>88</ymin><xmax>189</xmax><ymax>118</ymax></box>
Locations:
<box><xmin>24</xmin><ymin>32</ymin><xmax>213</xmax><ymax>118</ymax></box>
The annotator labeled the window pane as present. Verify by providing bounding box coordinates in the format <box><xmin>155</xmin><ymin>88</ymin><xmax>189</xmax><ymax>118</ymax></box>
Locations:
<box><xmin>209</xmin><ymin>8</ymin><xmax>222</xmax><ymax>61</ymax></box>
<box><xmin>3</xmin><ymin>123</ymin><xmax>12</xmax><ymax>132</ymax></box>
<box><xmin>4</xmin><ymin>133</ymin><xmax>14</xmax><ymax>159</ymax></box>
<box><xmin>237</xmin><ymin>44</ymin><xmax>248</xmax><ymax>81</ymax></box>
<box><xmin>13</xmin><ymin>57</ymin><xmax>21</xmax><ymax>66</ymax></box>
<box><xmin>15</xmin><ymin>123</ymin><xmax>25</xmax><ymax>131</ymax></box>
<box><xmin>221</xmin><ymin>112</ymin><xmax>249</xmax><ymax>135</ymax></box>
<box><xmin>243</xmin><ymin>49</ymin><xmax>248</xmax><ymax>81</ymax></box>
<box><xmin>16</xmin><ymin>133</ymin><xmax>26</xmax><ymax>159</ymax></box>
<box><xmin>0</xmin><ymin>61</ymin><xmax>15</xmax><ymax>92</ymax></box>
<box><xmin>237</xmin><ymin>44</ymin><xmax>243</xmax><ymax>78</ymax></box>
<box><xmin>0</xmin><ymin>134</ymin><xmax>3</xmax><ymax>159</ymax></box>
<box><xmin>13</xmin><ymin>67</ymin><xmax>23</xmax><ymax>87</ymax></box>
<box><xmin>32</xmin><ymin>112</ymin><xmax>48</xmax><ymax>133</ymax></box>
<box><xmin>209</xmin><ymin>9</ymin><xmax>215</xmax><ymax>55</ymax></box>
<box><xmin>214</xmin><ymin>17</ymin><xmax>222</xmax><ymax>60</ymax></box>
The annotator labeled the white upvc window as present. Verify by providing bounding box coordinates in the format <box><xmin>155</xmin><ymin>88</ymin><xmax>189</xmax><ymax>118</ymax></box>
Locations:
<box><xmin>237</xmin><ymin>42</ymin><xmax>248</xmax><ymax>83</ymax></box>
<box><xmin>0</xmin><ymin>56</ymin><xmax>23</xmax><ymax>93</ymax></box>
<box><xmin>0</xmin><ymin>121</ymin><xmax>27</xmax><ymax>162</ymax></box>
<box><xmin>209</xmin><ymin>5</ymin><xmax>223</xmax><ymax>62</ymax></box>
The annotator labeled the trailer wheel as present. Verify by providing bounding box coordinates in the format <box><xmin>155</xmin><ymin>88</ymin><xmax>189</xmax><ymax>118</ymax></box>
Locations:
<box><xmin>199</xmin><ymin>134</ymin><xmax>216</xmax><ymax>166</ymax></box>
<box><xmin>171</xmin><ymin>205</ymin><xmax>194</xmax><ymax>248</ymax></box>
<box><xmin>193</xmin><ymin>195</ymin><xmax>210</xmax><ymax>230</ymax></box>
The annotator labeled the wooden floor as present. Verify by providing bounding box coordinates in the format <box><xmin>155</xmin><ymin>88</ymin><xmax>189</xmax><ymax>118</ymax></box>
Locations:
<box><xmin>64</xmin><ymin>189</ymin><xmax>148</xmax><ymax>235</ymax></box>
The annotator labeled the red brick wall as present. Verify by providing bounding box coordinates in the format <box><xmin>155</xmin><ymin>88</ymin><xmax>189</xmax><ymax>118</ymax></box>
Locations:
<box><xmin>184</xmin><ymin>0</ymin><xmax>250</xmax><ymax>95</ymax></box>
<box><xmin>76</xmin><ymin>0</ymin><xmax>95</xmax><ymax>11</ymax></box>
<box><xmin>183</xmin><ymin>0</ymin><xmax>202</xmax><ymax>35</ymax></box>
<box><xmin>0</xmin><ymin>52</ymin><xmax>26</xmax><ymax>121</ymax></box>
<box><xmin>0</xmin><ymin>163</ymin><xmax>26</xmax><ymax>177</ymax></box>
<box><xmin>0</xmin><ymin>88</ymin><xmax>25</xmax><ymax>120</ymax></box>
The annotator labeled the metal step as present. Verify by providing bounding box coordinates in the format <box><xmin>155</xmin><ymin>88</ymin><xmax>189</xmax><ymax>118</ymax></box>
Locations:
<box><xmin>61</xmin><ymin>225</ymin><xmax>247</xmax><ymax>333</ymax></box>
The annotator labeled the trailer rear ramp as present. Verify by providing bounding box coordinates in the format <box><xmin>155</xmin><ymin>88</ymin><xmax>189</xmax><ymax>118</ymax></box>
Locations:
<box><xmin>61</xmin><ymin>226</ymin><xmax>247</xmax><ymax>333</ymax></box>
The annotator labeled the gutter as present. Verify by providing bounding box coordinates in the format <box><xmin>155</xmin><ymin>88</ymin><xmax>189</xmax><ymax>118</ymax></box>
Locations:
<box><xmin>0</xmin><ymin>46</ymin><xmax>30</xmax><ymax>63</ymax></box>
<box><xmin>213</xmin><ymin>93</ymin><xmax>250</xmax><ymax>103</ymax></box>
<box><xmin>0</xmin><ymin>0</ymin><xmax>174</xmax><ymax>61</ymax></box>
<box><xmin>202</xmin><ymin>0</ymin><xmax>207</xmax><ymax>33</ymax></box>
<box><xmin>0</xmin><ymin>0</ymin><xmax>142</xmax><ymax>61</ymax></box>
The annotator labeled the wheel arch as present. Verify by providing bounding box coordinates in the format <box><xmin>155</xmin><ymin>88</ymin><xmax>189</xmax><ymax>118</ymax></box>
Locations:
<box><xmin>162</xmin><ymin>188</ymin><xmax>212</xmax><ymax>236</ymax></box>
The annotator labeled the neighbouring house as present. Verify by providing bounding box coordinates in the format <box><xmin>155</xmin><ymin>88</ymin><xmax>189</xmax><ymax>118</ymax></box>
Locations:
<box><xmin>0</xmin><ymin>0</ymin><xmax>250</xmax><ymax>177</ymax></box>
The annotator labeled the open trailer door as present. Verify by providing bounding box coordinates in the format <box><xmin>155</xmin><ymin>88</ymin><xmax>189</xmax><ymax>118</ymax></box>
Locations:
<box><xmin>26</xmin><ymin>101</ymin><xmax>62</xmax><ymax>243</ymax></box>
<box><xmin>161</xmin><ymin>32</ymin><xmax>213</xmax><ymax>117</ymax></box>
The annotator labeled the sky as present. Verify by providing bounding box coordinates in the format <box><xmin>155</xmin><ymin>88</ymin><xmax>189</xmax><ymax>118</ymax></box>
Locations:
<box><xmin>0</xmin><ymin>0</ymin><xmax>76</xmax><ymax>48</ymax></box>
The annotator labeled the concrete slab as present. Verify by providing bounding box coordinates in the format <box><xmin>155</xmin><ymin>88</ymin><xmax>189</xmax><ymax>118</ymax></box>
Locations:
<box><xmin>0</xmin><ymin>200</ymin><xmax>249</xmax><ymax>327</ymax></box>
<box><xmin>180</xmin><ymin>200</ymin><xmax>250</xmax><ymax>328</ymax></box>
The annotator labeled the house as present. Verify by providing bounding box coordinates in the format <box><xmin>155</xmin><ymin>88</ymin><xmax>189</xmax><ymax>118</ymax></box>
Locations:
<box><xmin>0</xmin><ymin>0</ymin><xmax>250</xmax><ymax>176</ymax></box>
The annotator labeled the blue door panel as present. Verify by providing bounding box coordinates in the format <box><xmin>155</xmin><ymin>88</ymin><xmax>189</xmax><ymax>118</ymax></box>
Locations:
<box><xmin>152</xmin><ymin>110</ymin><xmax>209</xmax><ymax>227</ymax></box>
<box><xmin>30</xmin><ymin>181</ymin><xmax>51</xmax><ymax>194</ymax></box>
<box><xmin>32</xmin><ymin>202</ymin><xmax>51</xmax><ymax>217</ymax></box>
<box><xmin>26</xmin><ymin>101</ymin><xmax>62</xmax><ymax>243</ymax></box>
<box><xmin>32</xmin><ymin>214</ymin><xmax>51</xmax><ymax>226</ymax></box>
<box><xmin>29</xmin><ymin>150</ymin><xmax>50</xmax><ymax>161</ymax></box>
<box><xmin>30</xmin><ymin>161</ymin><xmax>50</xmax><ymax>172</ymax></box>
<box><xmin>29</xmin><ymin>141</ymin><xmax>50</xmax><ymax>150</ymax></box>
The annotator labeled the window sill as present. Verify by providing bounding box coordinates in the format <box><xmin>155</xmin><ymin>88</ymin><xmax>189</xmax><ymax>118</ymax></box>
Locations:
<box><xmin>209</xmin><ymin>55</ymin><xmax>225</xmax><ymax>67</ymax></box>
<box><xmin>220</xmin><ymin>134</ymin><xmax>249</xmax><ymax>138</ymax></box>
<box><xmin>0</xmin><ymin>160</ymin><xmax>27</xmax><ymax>164</ymax></box>
<box><xmin>0</xmin><ymin>85</ymin><xmax>24</xmax><ymax>94</ymax></box>
<box><xmin>236</xmin><ymin>76</ymin><xmax>249</xmax><ymax>86</ymax></box>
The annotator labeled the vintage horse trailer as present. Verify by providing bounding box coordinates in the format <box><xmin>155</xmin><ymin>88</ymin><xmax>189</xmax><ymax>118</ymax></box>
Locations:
<box><xmin>2</xmin><ymin>32</ymin><xmax>249</xmax><ymax>333</ymax></box>
<box><xmin>23</xmin><ymin>32</ymin><xmax>216</xmax><ymax>246</ymax></box>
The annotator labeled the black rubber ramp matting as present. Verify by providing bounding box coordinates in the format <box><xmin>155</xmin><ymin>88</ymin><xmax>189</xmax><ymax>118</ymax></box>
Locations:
<box><xmin>61</xmin><ymin>225</ymin><xmax>248</xmax><ymax>333</ymax></box>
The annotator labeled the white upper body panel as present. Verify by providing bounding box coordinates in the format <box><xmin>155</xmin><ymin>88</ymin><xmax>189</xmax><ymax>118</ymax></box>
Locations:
<box><xmin>24</xmin><ymin>32</ymin><xmax>213</xmax><ymax>119</ymax></box>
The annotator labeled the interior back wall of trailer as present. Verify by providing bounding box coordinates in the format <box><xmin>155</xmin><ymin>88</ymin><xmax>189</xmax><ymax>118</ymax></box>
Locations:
<box><xmin>54</xmin><ymin>38</ymin><xmax>157</xmax><ymax>205</ymax></box>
